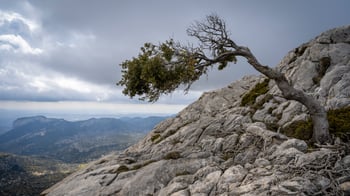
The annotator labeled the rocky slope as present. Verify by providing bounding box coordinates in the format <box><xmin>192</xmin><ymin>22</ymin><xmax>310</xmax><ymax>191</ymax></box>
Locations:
<box><xmin>43</xmin><ymin>26</ymin><xmax>350</xmax><ymax>195</ymax></box>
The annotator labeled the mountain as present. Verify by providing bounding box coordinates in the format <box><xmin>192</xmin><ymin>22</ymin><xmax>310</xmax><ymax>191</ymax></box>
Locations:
<box><xmin>0</xmin><ymin>116</ymin><xmax>167</xmax><ymax>163</ymax></box>
<box><xmin>43</xmin><ymin>26</ymin><xmax>350</xmax><ymax>195</ymax></box>
<box><xmin>0</xmin><ymin>152</ymin><xmax>77</xmax><ymax>196</ymax></box>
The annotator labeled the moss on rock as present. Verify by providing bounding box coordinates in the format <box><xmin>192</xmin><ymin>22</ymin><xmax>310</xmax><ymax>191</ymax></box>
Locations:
<box><xmin>280</xmin><ymin>119</ymin><xmax>313</xmax><ymax>141</ymax></box>
<box><xmin>241</xmin><ymin>79</ymin><xmax>270</xmax><ymax>107</ymax></box>
<box><xmin>280</xmin><ymin>106</ymin><xmax>350</xmax><ymax>141</ymax></box>
<box><xmin>328</xmin><ymin>106</ymin><xmax>350</xmax><ymax>140</ymax></box>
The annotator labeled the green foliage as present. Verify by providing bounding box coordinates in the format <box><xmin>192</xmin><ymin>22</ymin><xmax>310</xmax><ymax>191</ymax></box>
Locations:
<box><xmin>117</xmin><ymin>40</ymin><xmax>202</xmax><ymax>102</ymax></box>
<box><xmin>164</xmin><ymin>151</ymin><xmax>181</xmax><ymax>160</ymax></box>
<box><xmin>117</xmin><ymin>15</ymin><xmax>243</xmax><ymax>102</ymax></box>
<box><xmin>241</xmin><ymin>79</ymin><xmax>270</xmax><ymax>107</ymax></box>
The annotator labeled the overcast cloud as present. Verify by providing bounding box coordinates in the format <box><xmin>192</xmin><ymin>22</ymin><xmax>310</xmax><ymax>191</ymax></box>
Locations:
<box><xmin>0</xmin><ymin>0</ymin><xmax>349</xmax><ymax>113</ymax></box>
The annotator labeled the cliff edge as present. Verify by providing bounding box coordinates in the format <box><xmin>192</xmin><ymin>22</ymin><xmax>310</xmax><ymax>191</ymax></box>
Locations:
<box><xmin>43</xmin><ymin>25</ymin><xmax>350</xmax><ymax>196</ymax></box>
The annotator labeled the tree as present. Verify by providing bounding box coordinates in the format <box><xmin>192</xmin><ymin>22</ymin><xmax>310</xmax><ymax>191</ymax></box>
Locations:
<box><xmin>117</xmin><ymin>14</ymin><xmax>330</xmax><ymax>144</ymax></box>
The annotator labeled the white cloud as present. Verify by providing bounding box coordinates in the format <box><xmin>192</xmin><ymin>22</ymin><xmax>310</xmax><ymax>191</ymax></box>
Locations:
<box><xmin>0</xmin><ymin>34</ymin><xmax>43</xmax><ymax>55</ymax></box>
<box><xmin>0</xmin><ymin>11</ymin><xmax>39</xmax><ymax>32</ymax></box>
<box><xmin>0</xmin><ymin>62</ymin><xmax>112</xmax><ymax>101</ymax></box>
<box><xmin>17</xmin><ymin>71</ymin><xmax>115</xmax><ymax>101</ymax></box>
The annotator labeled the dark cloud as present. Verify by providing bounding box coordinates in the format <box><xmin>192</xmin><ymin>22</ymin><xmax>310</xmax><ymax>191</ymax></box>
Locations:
<box><xmin>0</xmin><ymin>0</ymin><xmax>349</xmax><ymax>105</ymax></box>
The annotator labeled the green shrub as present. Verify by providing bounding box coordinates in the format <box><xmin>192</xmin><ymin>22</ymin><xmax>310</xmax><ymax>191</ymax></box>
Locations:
<box><xmin>241</xmin><ymin>79</ymin><xmax>270</xmax><ymax>107</ymax></box>
<box><xmin>151</xmin><ymin>133</ymin><xmax>161</xmax><ymax>142</ymax></box>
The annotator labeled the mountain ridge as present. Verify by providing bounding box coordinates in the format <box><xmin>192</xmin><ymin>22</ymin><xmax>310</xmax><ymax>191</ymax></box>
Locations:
<box><xmin>43</xmin><ymin>25</ymin><xmax>350</xmax><ymax>195</ymax></box>
<box><xmin>0</xmin><ymin>116</ymin><xmax>167</xmax><ymax>163</ymax></box>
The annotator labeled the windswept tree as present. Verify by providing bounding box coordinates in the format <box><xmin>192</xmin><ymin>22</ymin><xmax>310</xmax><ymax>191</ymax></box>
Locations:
<box><xmin>118</xmin><ymin>14</ymin><xmax>330</xmax><ymax>144</ymax></box>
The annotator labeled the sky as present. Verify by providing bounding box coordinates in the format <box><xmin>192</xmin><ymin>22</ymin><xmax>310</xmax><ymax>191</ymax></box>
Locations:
<box><xmin>0</xmin><ymin>0</ymin><xmax>349</xmax><ymax>116</ymax></box>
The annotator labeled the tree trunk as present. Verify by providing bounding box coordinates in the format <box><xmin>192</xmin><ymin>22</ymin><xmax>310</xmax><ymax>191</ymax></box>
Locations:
<box><xmin>240</xmin><ymin>47</ymin><xmax>331</xmax><ymax>144</ymax></box>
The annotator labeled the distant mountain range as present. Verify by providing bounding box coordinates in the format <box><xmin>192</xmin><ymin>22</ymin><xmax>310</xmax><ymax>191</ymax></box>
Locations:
<box><xmin>0</xmin><ymin>115</ymin><xmax>167</xmax><ymax>163</ymax></box>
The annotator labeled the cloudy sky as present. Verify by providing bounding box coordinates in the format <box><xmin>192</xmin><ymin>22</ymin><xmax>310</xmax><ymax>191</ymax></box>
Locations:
<box><xmin>0</xmin><ymin>0</ymin><xmax>349</xmax><ymax>115</ymax></box>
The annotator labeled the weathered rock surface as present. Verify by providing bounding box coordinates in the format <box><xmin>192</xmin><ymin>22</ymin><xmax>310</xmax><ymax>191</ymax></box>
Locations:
<box><xmin>43</xmin><ymin>26</ymin><xmax>350</xmax><ymax>195</ymax></box>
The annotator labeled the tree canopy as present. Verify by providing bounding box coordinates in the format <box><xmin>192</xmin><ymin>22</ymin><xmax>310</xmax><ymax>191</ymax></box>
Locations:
<box><xmin>117</xmin><ymin>15</ymin><xmax>238</xmax><ymax>102</ymax></box>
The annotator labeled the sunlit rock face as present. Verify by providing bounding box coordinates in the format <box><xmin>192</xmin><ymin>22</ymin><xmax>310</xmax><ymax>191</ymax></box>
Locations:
<box><xmin>43</xmin><ymin>25</ymin><xmax>350</xmax><ymax>196</ymax></box>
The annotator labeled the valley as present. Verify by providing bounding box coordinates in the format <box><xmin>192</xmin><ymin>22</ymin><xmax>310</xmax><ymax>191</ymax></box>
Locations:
<box><xmin>0</xmin><ymin>115</ymin><xmax>167</xmax><ymax>195</ymax></box>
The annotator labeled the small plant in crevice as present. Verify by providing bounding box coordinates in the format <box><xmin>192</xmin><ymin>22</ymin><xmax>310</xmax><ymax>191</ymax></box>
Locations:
<box><xmin>131</xmin><ymin>159</ymin><xmax>156</xmax><ymax>170</ymax></box>
<box><xmin>252</xmin><ymin>93</ymin><xmax>274</xmax><ymax>111</ymax></box>
<box><xmin>312</xmin><ymin>56</ymin><xmax>331</xmax><ymax>85</ymax></box>
<box><xmin>175</xmin><ymin>170</ymin><xmax>191</xmax><ymax>177</ymax></box>
<box><xmin>241</xmin><ymin>78</ymin><xmax>270</xmax><ymax>107</ymax></box>
<box><xmin>170</xmin><ymin>138</ymin><xmax>181</xmax><ymax>145</ymax></box>
<box><xmin>151</xmin><ymin>133</ymin><xmax>161</xmax><ymax>143</ymax></box>
<box><xmin>164</xmin><ymin>151</ymin><xmax>181</xmax><ymax>160</ymax></box>
<box><xmin>113</xmin><ymin>165</ymin><xmax>130</xmax><ymax>174</ymax></box>
<box><xmin>221</xmin><ymin>152</ymin><xmax>234</xmax><ymax>161</ymax></box>
<box><xmin>265</xmin><ymin>123</ymin><xmax>279</xmax><ymax>132</ymax></box>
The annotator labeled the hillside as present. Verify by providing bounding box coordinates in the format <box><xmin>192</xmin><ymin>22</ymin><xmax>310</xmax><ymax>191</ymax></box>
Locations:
<box><xmin>43</xmin><ymin>26</ymin><xmax>350</xmax><ymax>195</ymax></box>
<box><xmin>0</xmin><ymin>152</ymin><xmax>77</xmax><ymax>196</ymax></box>
<box><xmin>0</xmin><ymin>116</ymin><xmax>166</xmax><ymax>163</ymax></box>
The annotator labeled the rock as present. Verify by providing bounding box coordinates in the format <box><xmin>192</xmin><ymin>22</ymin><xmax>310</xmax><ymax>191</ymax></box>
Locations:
<box><xmin>340</xmin><ymin>181</ymin><xmax>350</xmax><ymax>195</ymax></box>
<box><xmin>278</xmin><ymin>138</ymin><xmax>308</xmax><ymax>152</ymax></box>
<box><xmin>43</xmin><ymin>25</ymin><xmax>350</xmax><ymax>196</ymax></box>
<box><xmin>217</xmin><ymin>165</ymin><xmax>248</xmax><ymax>193</ymax></box>
<box><xmin>254</xmin><ymin>158</ymin><xmax>270</xmax><ymax>167</ymax></box>
<box><xmin>189</xmin><ymin>169</ymin><xmax>222</xmax><ymax>195</ymax></box>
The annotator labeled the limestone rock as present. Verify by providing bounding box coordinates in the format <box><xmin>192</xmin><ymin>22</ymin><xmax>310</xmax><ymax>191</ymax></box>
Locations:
<box><xmin>43</xmin><ymin>25</ymin><xmax>350</xmax><ymax>196</ymax></box>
